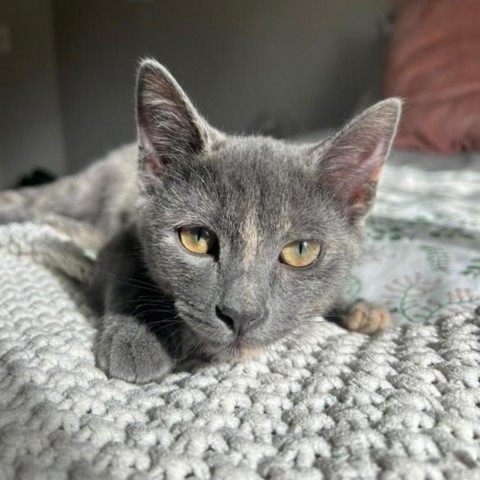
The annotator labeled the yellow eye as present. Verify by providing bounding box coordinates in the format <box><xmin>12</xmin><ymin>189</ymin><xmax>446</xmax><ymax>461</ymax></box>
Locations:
<box><xmin>279</xmin><ymin>240</ymin><xmax>321</xmax><ymax>268</ymax></box>
<box><xmin>178</xmin><ymin>226</ymin><xmax>218</xmax><ymax>255</ymax></box>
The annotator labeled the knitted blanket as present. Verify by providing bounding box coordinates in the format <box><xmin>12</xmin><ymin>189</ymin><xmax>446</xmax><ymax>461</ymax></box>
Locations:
<box><xmin>1</xmin><ymin>156</ymin><xmax>480</xmax><ymax>479</ymax></box>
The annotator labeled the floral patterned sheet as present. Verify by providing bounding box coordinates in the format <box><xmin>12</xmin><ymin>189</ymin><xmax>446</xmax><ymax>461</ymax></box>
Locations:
<box><xmin>349</xmin><ymin>149</ymin><xmax>480</xmax><ymax>325</ymax></box>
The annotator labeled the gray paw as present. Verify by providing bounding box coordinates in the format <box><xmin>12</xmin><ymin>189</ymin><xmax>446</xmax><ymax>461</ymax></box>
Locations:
<box><xmin>96</xmin><ymin>314</ymin><xmax>174</xmax><ymax>383</ymax></box>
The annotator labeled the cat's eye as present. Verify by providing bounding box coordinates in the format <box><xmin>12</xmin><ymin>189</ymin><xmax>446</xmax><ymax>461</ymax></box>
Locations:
<box><xmin>279</xmin><ymin>240</ymin><xmax>321</xmax><ymax>268</ymax></box>
<box><xmin>178</xmin><ymin>225</ymin><xmax>218</xmax><ymax>255</ymax></box>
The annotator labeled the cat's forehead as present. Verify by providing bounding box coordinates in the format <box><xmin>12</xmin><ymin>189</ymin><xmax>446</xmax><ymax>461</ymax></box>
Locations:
<box><xmin>210</xmin><ymin>135</ymin><xmax>300</xmax><ymax>166</ymax></box>
<box><xmin>185</xmin><ymin>136</ymin><xmax>340</xmax><ymax>234</ymax></box>
<box><xmin>204</xmin><ymin>136</ymin><xmax>310</xmax><ymax>194</ymax></box>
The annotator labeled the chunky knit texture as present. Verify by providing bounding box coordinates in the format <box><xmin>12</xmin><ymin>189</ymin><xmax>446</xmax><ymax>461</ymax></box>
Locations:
<box><xmin>0</xmin><ymin>222</ymin><xmax>479</xmax><ymax>479</ymax></box>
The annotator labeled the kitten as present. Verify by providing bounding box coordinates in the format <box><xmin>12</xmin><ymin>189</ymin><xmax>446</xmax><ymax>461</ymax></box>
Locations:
<box><xmin>0</xmin><ymin>59</ymin><xmax>401</xmax><ymax>383</ymax></box>
<box><xmin>90</xmin><ymin>60</ymin><xmax>401</xmax><ymax>383</ymax></box>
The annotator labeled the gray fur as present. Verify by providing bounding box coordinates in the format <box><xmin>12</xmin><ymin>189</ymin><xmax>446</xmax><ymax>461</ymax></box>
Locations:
<box><xmin>0</xmin><ymin>143</ymin><xmax>138</xmax><ymax>239</ymax></box>
<box><xmin>0</xmin><ymin>59</ymin><xmax>401</xmax><ymax>383</ymax></box>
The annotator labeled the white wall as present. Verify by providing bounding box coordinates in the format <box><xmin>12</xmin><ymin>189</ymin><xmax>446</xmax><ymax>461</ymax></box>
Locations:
<box><xmin>0</xmin><ymin>0</ymin><xmax>65</xmax><ymax>188</ymax></box>
<box><xmin>53</xmin><ymin>0</ymin><xmax>390</xmax><ymax>172</ymax></box>
<box><xmin>0</xmin><ymin>1</ymin><xmax>390</xmax><ymax>181</ymax></box>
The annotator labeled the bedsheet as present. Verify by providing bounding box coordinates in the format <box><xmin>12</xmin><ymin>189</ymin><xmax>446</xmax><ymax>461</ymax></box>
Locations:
<box><xmin>352</xmin><ymin>151</ymin><xmax>480</xmax><ymax>324</ymax></box>
<box><xmin>0</xmin><ymin>148</ymin><xmax>479</xmax><ymax>479</ymax></box>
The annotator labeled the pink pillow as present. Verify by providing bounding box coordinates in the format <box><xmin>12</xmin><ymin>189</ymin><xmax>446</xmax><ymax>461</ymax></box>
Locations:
<box><xmin>384</xmin><ymin>0</ymin><xmax>480</xmax><ymax>153</ymax></box>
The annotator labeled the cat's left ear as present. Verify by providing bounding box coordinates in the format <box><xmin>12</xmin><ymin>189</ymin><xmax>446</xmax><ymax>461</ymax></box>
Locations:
<box><xmin>310</xmin><ymin>98</ymin><xmax>402</xmax><ymax>223</ymax></box>
<box><xmin>136</xmin><ymin>58</ymin><xmax>221</xmax><ymax>192</ymax></box>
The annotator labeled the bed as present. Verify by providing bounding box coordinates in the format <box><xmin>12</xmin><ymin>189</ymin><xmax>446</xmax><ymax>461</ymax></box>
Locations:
<box><xmin>1</xmin><ymin>145</ymin><xmax>479</xmax><ymax>479</ymax></box>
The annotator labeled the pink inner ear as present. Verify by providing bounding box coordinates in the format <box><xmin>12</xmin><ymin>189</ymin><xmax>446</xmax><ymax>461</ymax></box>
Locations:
<box><xmin>138</xmin><ymin>125</ymin><xmax>167</xmax><ymax>188</ymax></box>
<box><xmin>138</xmin><ymin>128</ymin><xmax>165</xmax><ymax>190</ymax></box>
<box><xmin>328</xmin><ymin>139</ymin><xmax>387</xmax><ymax>216</ymax></box>
<box><xmin>362</xmin><ymin>140</ymin><xmax>386</xmax><ymax>182</ymax></box>
<box><xmin>145</xmin><ymin>155</ymin><xmax>162</xmax><ymax>176</ymax></box>
<box><xmin>140</xmin><ymin>154</ymin><xmax>164</xmax><ymax>191</ymax></box>
<box><xmin>334</xmin><ymin>140</ymin><xmax>385</xmax><ymax>186</ymax></box>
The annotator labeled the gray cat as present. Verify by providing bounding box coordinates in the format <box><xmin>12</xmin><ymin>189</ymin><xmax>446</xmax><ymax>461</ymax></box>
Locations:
<box><xmin>0</xmin><ymin>59</ymin><xmax>401</xmax><ymax>384</ymax></box>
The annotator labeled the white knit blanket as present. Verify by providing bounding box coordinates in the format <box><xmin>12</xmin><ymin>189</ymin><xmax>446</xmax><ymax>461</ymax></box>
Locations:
<box><xmin>1</xmin><ymin>157</ymin><xmax>480</xmax><ymax>479</ymax></box>
<box><xmin>0</xmin><ymin>227</ymin><xmax>479</xmax><ymax>480</ymax></box>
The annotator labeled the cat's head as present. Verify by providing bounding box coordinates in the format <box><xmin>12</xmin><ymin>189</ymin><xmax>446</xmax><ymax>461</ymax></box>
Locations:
<box><xmin>135</xmin><ymin>58</ymin><xmax>401</xmax><ymax>360</ymax></box>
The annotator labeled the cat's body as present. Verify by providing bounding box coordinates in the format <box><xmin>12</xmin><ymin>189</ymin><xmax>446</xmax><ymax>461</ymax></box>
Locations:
<box><xmin>0</xmin><ymin>143</ymin><xmax>138</xmax><ymax>240</ymax></box>
<box><xmin>0</xmin><ymin>59</ymin><xmax>401</xmax><ymax>383</ymax></box>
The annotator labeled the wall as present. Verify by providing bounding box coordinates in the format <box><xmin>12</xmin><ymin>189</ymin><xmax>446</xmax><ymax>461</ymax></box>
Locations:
<box><xmin>53</xmin><ymin>0</ymin><xmax>390</xmax><ymax>172</ymax></box>
<box><xmin>0</xmin><ymin>0</ymin><xmax>65</xmax><ymax>188</ymax></box>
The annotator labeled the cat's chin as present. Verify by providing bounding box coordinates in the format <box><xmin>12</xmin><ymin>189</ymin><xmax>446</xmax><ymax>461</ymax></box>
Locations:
<box><xmin>184</xmin><ymin>329</ymin><xmax>268</xmax><ymax>362</ymax></box>
<box><xmin>178</xmin><ymin>313</ymin><xmax>271</xmax><ymax>362</ymax></box>
<box><xmin>214</xmin><ymin>340</ymin><xmax>266</xmax><ymax>362</ymax></box>
<box><xmin>239</xmin><ymin>341</ymin><xmax>265</xmax><ymax>357</ymax></box>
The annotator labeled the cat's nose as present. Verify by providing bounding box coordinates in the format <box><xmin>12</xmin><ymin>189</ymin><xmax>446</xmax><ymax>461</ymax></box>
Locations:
<box><xmin>215</xmin><ymin>305</ymin><xmax>266</xmax><ymax>336</ymax></box>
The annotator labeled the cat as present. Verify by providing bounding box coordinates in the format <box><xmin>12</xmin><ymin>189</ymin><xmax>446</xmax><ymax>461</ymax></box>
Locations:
<box><xmin>0</xmin><ymin>59</ymin><xmax>401</xmax><ymax>384</ymax></box>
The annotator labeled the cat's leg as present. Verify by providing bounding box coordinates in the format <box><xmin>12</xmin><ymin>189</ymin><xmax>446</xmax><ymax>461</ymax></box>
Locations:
<box><xmin>328</xmin><ymin>300</ymin><xmax>391</xmax><ymax>334</ymax></box>
<box><xmin>92</xmin><ymin>227</ymin><xmax>176</xmax><ymax>383</ymax></box>
<box><xmin>96</xmin><ymin>312</ymin><xmax>174</xmax><ymax>383</ymax></box>
<box><xmin>0</xmin><ymin>146</ymin><xmax>136</xmax><ymax>237</ymax></box>
<box><xmin>0</xmin><ymin>189</ymin><xmax>33</xmax><ymax>224</ymax></box>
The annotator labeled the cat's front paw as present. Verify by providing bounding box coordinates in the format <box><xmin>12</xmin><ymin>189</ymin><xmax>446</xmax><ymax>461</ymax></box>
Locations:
<box><xmin>96</xmin><ymin>314</ymin><xmax>174</xmax><ymax>383</ymax></box>
<box><xmin>345</xmin><ymin>300</ymin><xmax>391</xmax><ymax>334</ymax></box>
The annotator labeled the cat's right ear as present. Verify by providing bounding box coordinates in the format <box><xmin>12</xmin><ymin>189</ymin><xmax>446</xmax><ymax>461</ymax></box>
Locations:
<box><xmin>136</xmin><ymin>59</ymin><xmax>217</xmax><ymax>192</ymax></box>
